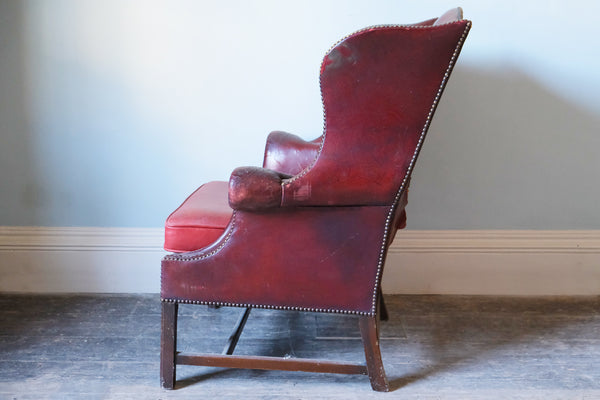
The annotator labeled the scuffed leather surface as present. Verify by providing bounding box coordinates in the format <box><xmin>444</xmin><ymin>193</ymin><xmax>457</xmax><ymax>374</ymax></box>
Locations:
<box><xmin>228</xmin><ymin>166</ymin><xmax>290</xmax><ymax>211</ymax></box>
<box><xmin>162</xmin><ymin>206</ymin><xmax>390</xmax><ymax>314</ymax></box>
<box><xmin>162</xmin><ymin>10</ymin><xmax>471</xmax><ymax>313</ymax></box>
<box><xmin>263</xmin><ymin>131</ymin><xmax>321</xmax><ymax>176</ymax></box>
<box><xmin>164</xmin><ymin>182</ymin><xmax>232</xmax><ymax>252</ymax></box>
<box><xmin>281</xmin><ymin>20</ymin><xmax>471</xmax><ymax>207</ymax></box>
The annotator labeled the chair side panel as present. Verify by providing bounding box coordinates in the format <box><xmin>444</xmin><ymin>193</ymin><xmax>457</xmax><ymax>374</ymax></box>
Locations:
<box><xmin>161</xmin><ymin>206</ymin><xmax>390</xmax><ymax>315</ymax></box>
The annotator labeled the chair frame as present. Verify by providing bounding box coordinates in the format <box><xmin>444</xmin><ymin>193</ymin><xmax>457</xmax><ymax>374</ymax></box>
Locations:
<box><xmin>160</xmin><ymin>290</ymin><xmax>390</xmax><ymax>391</ymax></box>
<box><xmin>159</xmin><ymin>10</ymin><xmax>470</xmax><ymax>392</ymax></box>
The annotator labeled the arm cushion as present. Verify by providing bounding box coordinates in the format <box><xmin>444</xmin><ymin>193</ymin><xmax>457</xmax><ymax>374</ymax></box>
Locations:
<box><xmin>228</xmin><ymin>166</ymin><xmax>291</xmax><ymax>211</ymax></box>
<box><xmin>263</xmin><ymin>131</ymin><xmax>321</xmax><ymax>176</ymax></box>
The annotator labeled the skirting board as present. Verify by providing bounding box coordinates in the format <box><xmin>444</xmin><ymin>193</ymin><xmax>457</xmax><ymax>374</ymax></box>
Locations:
<box><xmin>0</xmin><ymin>227</ymin><xmax>599</xmax><ymax>295</ymax></box>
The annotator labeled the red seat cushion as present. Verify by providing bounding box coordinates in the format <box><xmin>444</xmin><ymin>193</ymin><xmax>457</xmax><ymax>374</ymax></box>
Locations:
<box><xmin>164</xmin><ymin>181</ymin><xmax>233</xmax><ymax>253</ymax></box>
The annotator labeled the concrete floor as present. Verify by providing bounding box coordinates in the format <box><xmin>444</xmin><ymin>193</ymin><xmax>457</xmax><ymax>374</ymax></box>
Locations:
<box><xmin>1</xmin><ymin>294</ymin><xmax>599</xmax><ymax>399</ymax></box>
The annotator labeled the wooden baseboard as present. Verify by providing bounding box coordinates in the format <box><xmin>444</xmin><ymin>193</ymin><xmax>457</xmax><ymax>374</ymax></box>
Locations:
<box><xmin>384</xmin><ymin>230</ymin><xmax>600</xmax><ymax>295</ymax></box>
<box><xmin>1</xmin><ymin>227</ymin><xmax>599</xmax><ymax>295</ymax></box>
<box><xmin>0</xmin><ymin>227</ymin><xmax>164</xmax><ymax>293</ymax></box>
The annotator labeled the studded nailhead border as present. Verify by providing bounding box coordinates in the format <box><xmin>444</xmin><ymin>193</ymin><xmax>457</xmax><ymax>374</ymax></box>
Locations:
<box><xmin>369</xmin><ymin>21</ymin><xmax>472</xmax><ymax>315</ymax></box>
<box><xmin>161</xmin><ymin>21</ymin><xmax>472</xmax><ymax>318</ymax></box>
<box><xmin>161</xmin><ymin>298</ymin><xmax>371</xmax><ymax>316</ymax></box>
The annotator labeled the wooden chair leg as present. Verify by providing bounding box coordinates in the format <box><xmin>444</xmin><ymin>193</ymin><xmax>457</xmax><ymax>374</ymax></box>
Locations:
<box><xmin>160</xmin><ymin>303</ymin><xmax>385</xmax><ymax>391</ymax></box>
<box><xmin>359</xmin><ymin>315</ymin><xmax>390</xmax><ymax>392</ymax></box>
<box><xmin>160</xmin><ymin>301</ymin><xmax>178</xmax><ymax>389</ymax></box>
<box><xmin>223</xmin><ymin>307</ymin><xmax>252</xmax><ymax>355</ymax></box>
<box><xmin>378</xmin><ymin>287</ymin><xmax>389</xmax><ymax>321</ymax></box>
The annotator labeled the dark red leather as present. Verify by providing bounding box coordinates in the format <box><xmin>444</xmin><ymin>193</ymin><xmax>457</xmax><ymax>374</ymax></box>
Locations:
<box><xmin>164</xmin><ymin>182</ymin><xmax>232</xmax><ymax>252</ymax></box>
<box><xmin>228</xmin><ymin>167</ymin><xmax>290</xmax><ymax>211</ymax></box>
<box><xmin>263</xmin><ymin>131</ymin><xmax>321</xmax><ymax>176</ymax></box>
<box><xmin>162</xmin><ymin>10</ymin><xmax>471</xmax><ymax>315</ymax></box>
<box><xmin>162</xmin><ymin>206</ymin><xmax>390</xmax><ymax>314</ymax></box>
<box><xmin>281</xmin><ymin>20</ymin><xmax>471</xmax><ymax>207</ymax></box>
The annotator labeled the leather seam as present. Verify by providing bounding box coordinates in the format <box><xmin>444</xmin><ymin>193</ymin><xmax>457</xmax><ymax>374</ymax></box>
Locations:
<box><xmin>166</xmin><ymin>225</ymin><xmax>228</xmax><ymax>230</ymax></box>
<box><xmin>163</xmin><ymin>210</ymin><xmax>237</xmax><ymax>262</ymax></box>
<box><xmin>160</xmin><ymin>298</ymin><xmax>372</xmax><ymax>316</ymax></box>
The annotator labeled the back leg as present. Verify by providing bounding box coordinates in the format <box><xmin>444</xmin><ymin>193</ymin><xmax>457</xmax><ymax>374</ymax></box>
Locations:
<box><xmin>378</xmin><ymin>288</ymin><xmax>389</xmax><ymax>321</ymax></box>
<box><xmin>359</xmin><ymin>315</ymin><xmax>390</xmax><ymax>392</ymax></box>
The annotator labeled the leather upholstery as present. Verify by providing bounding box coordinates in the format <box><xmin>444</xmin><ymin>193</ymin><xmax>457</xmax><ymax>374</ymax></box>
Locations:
<box><xmin>263</xmin><ymin>131</ymin><xmax>321</xmax><ymax>176</ymax></box>
<box><xmin>164</xmin><ymin>181</ymin><xmax>232</xmax><ymax>253</ymax></box>
<box><xmin>263</xmin><ymin>131</ymin><xmax>323</xmax><ymax>175</ymax></box>
<box><xmin>225</xmin><ymin>21</ymin><xmax>471</xmax><ymax>210</ymax></box>
<box><xmin>162</xmin><ymin>11</ymin><xmax>471</xmax><ymax>315</ymax></box>
<box><xmin>228</xmin><ymin>167</ymin><xmax>290</xmax><ymax>211</ymax></box>
<box><xmin>282</xmin><ymin>21</ymin><xmax>470</xmax><ymax>208</ymax></box>
<box><xmin>162</xmin><ymin>206</ymin><xmax>389</xmax><ymax>314</ymax></box>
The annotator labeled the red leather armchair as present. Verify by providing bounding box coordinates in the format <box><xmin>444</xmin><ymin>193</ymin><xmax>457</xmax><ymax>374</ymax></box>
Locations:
<box><xmin>161</xmin><ymin>8</ymin><xmax>470</xmax><ymax>392</ymax></box>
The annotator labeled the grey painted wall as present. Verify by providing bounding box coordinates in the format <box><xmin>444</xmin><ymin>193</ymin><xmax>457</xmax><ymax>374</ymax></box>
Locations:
<box><xmin>1</xmin><ymin>1</ymin><xmax>599</xmax><ymax>229</ymax></box>
<box><xmin>410</xmin><ymin>65</ymin><xmax>600</xmax><ymax>229</ymax></box>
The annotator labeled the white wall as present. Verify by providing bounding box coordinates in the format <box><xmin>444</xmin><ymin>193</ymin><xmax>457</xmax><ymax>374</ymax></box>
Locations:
<box><xmin>1</xmin><ymin>0</ymin><xmax>599</xmax><ymax>229</ymax></box>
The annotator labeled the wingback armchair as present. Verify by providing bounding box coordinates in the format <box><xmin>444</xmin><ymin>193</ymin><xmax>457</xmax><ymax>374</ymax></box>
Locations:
<box><xmin>161</xmin><ymin>8</ymin><xmax>471</xmax><ymax>392</ymax></box>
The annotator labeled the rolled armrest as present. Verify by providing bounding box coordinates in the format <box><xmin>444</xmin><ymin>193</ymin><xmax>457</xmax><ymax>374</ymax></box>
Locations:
<box><xmin>228</xmin><ymin>166</ymin><xmax>291</xmax><ymax>211</ymax></box>
<box><xmin>263</xmin><ymin>131</ymin><xmax>321</xmax><ymax>176</ymax></box>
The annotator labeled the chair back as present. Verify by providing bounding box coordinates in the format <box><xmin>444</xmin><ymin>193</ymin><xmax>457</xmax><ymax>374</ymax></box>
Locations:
<box><xmin>282</xmin><ymin>16</ymin><xmax>472</xmax><ymax>210</ymax></box>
